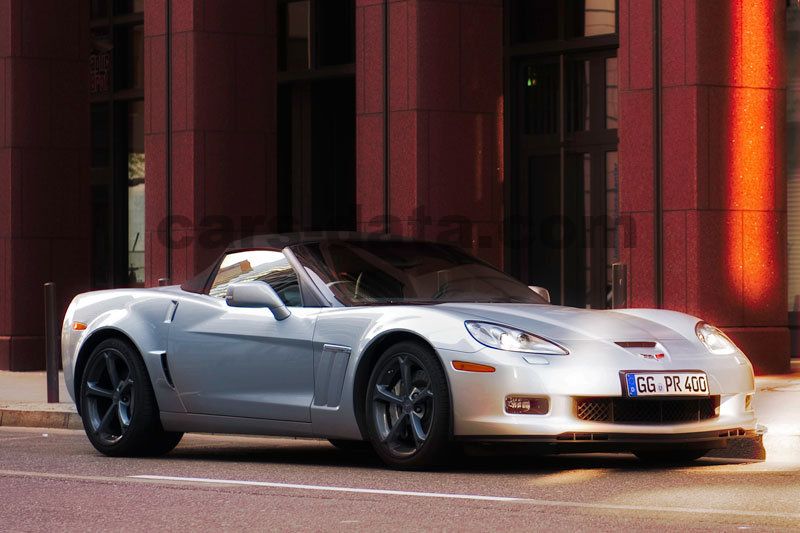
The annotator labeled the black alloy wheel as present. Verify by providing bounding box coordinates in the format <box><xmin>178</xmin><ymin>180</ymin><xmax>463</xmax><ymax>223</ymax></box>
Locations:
<box><xmin>80</xmin><ymin>338</ymin><xmax>183</xmax><ymax>456</ymax></box>
<box><xmin>82</xmin><ymin>347</ymin><xmax>135</xmax><ymax>444</ymax></box>
<box><xmin>366</xmin><ymin>341</ymin><xmax>450</xmax><ymax>469</ymax></box>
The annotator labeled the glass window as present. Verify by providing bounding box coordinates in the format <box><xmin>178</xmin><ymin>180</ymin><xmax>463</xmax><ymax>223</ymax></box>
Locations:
<box><xmin>90</xmin><ymin>30</ymin><xmax>113</xmax><ymax>96</ymax></box>
<box><xmin>210</xmin><ymin>250</ymin><xmax>302</xmax><ymax>306</ymax></box>
<box><xmin>566</xmin><ymin>60</ymin><xmax>590</xmax><ymax>132</ymax></box>
<box><xmin>292</xmin><ymin>241</ymin><xmax>546</xmax><ymax>306</ymax></box>
<box><xmin>581</xmin><ymin>154</ymin><xmax>592</xmax><ymax>307</ymax></box>
<box><xmin>605</xmin><ymin>150</ymin><xmax>619</xmax><ymax>285</ymax></box>
<box><xmin>91</xmin><ymin>3</ymin><xmax>144</xmax><ymax>289</ymax></box>
<box><xmin>126</xmin><ymin>101</ymin><xmax>145</xmax><ymax>287</ymax></box>
<box><xmin>91</xmin><ymin>0</ymin><xmax>109</xmax><ymax>20</ymax></box>
<box><xmin>91</xmin><ymin>103</ymin><xmax>110</xmax><ymax>168</ymax></box>
<box><xmin>507</xmin><ymin>1</ymin><xmax>617</xmax><ymax>310</ymax></box>
<box><xmin>570</xmin><ymin>0</ymin><xmax>616</xmax><ymax>38</ymax></box>
<box><xmin>316</xmin><ymin>0</ymin><xmax>355</xmax><ymax>67</ymax></box>
<box><xmin>523</xmin><ymin>154</ymin><xmax>562</xmax><ymax>301</ymax></box>
<box><xmin>523</xmin><ymin>56</ymin><xmax>616</xmax><ymax>137</ymax></box>
<box><xmin>510</xmin><ymin>0</ymin><xmax>559</xmax><ymax>44</ymax></box>
<box><xmin>523</xmin><ymin>63</ymin><xmax>559</xmax><ymax>135</ymax></box>
<box><xmin>114</xmin><ymin>0</ymin><xmax>144</xmax><ymax>15</ymax></box>
<box><xmin>277</xmin><ymin>1</ymin><xmax>356</xmax><ymax>233</ymax></box>
<box><xmin>509</xmin><ymin>0</ymin><xmax>616</xmax><ymax>44</ymax></box>
<box><xmin>114</xmin><ymin>24</ymin><xmax>144</xmax><ymax>91</ymax></box>
<box><xmin>280</xmin><ymin>1</ymin><xmax>311</xmax><ymax>71</ymax></box>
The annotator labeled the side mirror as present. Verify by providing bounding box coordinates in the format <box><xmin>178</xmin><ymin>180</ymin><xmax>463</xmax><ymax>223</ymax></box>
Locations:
<box><xmin>225</xmin><ymin>281</ymin><xmax>291</xmax><ymax>320</ymax></box>
<box><xmin>528</xmin><ymin>285</ymin><xmax>551</xmax><ymax>303</ymax></box>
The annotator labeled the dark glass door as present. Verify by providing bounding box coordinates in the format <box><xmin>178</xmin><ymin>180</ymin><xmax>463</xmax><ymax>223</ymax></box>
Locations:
<box><xmin>90</xmin><ymin>2</ymin><xmax>145</xmax><ymax>288</ymax></box>
<box><xmin>505</xmin><ymin>4</ymin><xmax>618</xmax><ymax>308</ymax></box>
<box><xmin>276</xmin><ymin>0</ymin><xmax>356</xmax><ymax>232</ymax></box>
<box><xmin>277</xmin><ymin>78</ymin><xmax>356</xmax><ymax>232</ymax></box>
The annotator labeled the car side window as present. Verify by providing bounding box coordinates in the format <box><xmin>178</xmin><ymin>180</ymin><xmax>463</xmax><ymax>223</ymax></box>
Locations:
<box><xmin>208</xmin><ymin>250</ymin><xmax>303</xmax><ymax>307</ymax></box>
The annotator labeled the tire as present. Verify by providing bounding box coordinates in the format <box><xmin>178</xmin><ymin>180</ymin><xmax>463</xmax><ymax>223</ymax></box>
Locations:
<box><xmin>364</xmin><ymin>341</ymin><xmax>451</xmax><ymax>469</ymax></box>
<box><xmin>328</xmin><ymin>439</ymin><xmax>372</xmax><ymax>453</ymax></box>
<box><xmin>633</xmin><ymin>448</ymin><xmax>711</xmax><ymax>464</ymax></box>
<box><xmin>79</xmin><ymin>338</ymin><xmax>183</xmax><ymax>457</ymax></box>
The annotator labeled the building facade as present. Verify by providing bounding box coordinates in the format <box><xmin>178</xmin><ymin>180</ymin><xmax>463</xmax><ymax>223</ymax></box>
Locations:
<box><xmin>0</xmin><ymin>0</ymin><xmax>794</xmax><ymax>373</ymax></box>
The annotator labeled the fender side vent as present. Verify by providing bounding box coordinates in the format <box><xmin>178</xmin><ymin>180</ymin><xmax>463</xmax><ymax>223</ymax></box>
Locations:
<box><xmin>313</xmin><ymin>344</ymin><xmax>351</xmax><ymax>407</ymax></box>
<box><xmin>161</xmin><ymin>352</ymin><xmax>175</xmax><ymax>388</ymax></box>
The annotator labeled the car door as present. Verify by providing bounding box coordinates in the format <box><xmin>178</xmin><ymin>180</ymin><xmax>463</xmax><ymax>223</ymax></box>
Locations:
<box><xmin>167</xmin><ymin>249</ymin><xmax>318</xmax><ymax>422</ymax></box>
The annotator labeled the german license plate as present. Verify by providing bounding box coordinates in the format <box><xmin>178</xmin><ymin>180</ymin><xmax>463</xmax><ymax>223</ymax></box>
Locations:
<box><xmin>623</xmin><ymin>372</ymin><xmax>709</xmax><ymax>397</ymax></box>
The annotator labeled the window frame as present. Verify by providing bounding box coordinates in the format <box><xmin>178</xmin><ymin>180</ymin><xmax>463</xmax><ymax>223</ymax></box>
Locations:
<box><xmin>90</xmin><ymin>3</ymin><xmax>145</xmax><ymax>289</ymax></box>
<box><xmin>503</xmin><ymin>0</ymin><xmax>620</xmax><ymax>309</ymax></box>
<box><xmin>277</xmin><ymin>0</ymin><xmax>356</xmax><ymax>83</ymax></box>
<box><xmin>506</xmin><ymin>0</ymin><xmax>619</xmax><ymax>49</ymax></box>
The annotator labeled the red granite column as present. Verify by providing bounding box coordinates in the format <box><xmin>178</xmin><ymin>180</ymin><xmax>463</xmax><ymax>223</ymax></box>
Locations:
<box><xmin>619</xmin><ymin>0</ymin><xmax>789</xmax><ymax>373</ymax></box>
<box><xmin>0</xmin><ymin>0</ymin><xmax>91</xmax><ymax>370</ymax></box>
<box><xmin>618</xmin><ymin>0</ymin><xmax>657</xmax><ymax>309</ymax></box>
<box><xmin>355</xmin><ymin>0</ymin><xmax>504</xmax><ymax>266</ymax></box>
<box><xmin>144</xmin><ymin>0</ymin><xmax>278</xmax><ymax>286</ymax></box>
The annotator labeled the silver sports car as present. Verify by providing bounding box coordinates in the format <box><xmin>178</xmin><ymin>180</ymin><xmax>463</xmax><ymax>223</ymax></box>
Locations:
<box><xmin>62</xmin><ymin>233</ymin><xmax>757</xmax><ymax>468</ymax></box>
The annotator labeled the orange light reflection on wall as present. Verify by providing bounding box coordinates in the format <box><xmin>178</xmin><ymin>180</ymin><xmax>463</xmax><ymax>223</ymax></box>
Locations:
<box><xmin>726</xmin><ymin>0</ymin><xmax>779</xmax><ymax>308</ymax></box>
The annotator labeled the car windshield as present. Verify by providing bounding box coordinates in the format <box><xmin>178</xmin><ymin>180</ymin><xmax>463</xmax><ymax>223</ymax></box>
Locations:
<box><xmin>290</xmin><ymin>240</ymin><xmax>547</xmax><ymax>306</ymax></box>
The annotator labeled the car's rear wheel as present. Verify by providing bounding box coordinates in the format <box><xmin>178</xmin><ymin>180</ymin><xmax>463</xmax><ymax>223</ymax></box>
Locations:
<box><xmin>365</xmin><ymin>341</ymin><xmax>450</xmax><ymax>469</ymax></box>
<box><xmin>80</xmin><ymin>338</ymin><xmax>183</xmax><ymax>457</ymax></box>
<box><xmin>633</xmin><ymin>448</ymin><xmax>711</xmax><ymax>464</ymax></box>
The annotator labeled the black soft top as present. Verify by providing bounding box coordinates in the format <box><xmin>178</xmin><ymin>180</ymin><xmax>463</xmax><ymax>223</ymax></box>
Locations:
<box><xmin>181</xmin><ymin>231</ymin><xmax>412</xmax><ymax>294</ymax></box>
<box><xmin>223</xmin><ymin>231</ymin><xmax>409</xmax><ymax>253</ymax></box>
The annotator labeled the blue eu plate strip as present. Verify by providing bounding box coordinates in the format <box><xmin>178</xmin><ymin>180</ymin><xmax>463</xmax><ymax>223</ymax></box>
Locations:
<box><xmin>626</xmin><ymin>373</ymin><xmax>638</xmax><ymax>397</ymax></box>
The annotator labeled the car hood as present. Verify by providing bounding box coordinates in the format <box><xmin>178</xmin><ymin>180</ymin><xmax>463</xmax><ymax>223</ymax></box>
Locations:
<box><xmin>436</xmin><ymin>303</ymin><xmax>690</xmax><ymax>343</ymax></box>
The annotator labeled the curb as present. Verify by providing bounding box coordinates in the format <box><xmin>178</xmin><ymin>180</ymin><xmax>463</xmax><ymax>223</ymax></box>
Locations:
<box><xmin>0</xmin><ymin>404</ymin><xmax>82</xmax><ymax>430</ymax></box>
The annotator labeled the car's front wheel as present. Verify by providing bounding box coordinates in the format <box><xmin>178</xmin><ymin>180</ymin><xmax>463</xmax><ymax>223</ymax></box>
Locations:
<box><xmin>365</xmin><ymin>341</ymin><xmax>451</xmax><ymax>469</ymax></box>
<box><xmin>80</xmin><ymin>338</ymin><xmax>183</xmax><ymax>457</ymax></box>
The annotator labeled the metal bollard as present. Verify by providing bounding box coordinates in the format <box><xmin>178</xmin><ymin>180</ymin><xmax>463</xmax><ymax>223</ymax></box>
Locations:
<box><xmin>611</xmin><ymin>263</ymin><xmax>628</xmax><ymax>309</ymax></box>
<box><xmin>44</xmin><ymin>282</ymin><xmax>60</xmax><ymax>403</ymax></box>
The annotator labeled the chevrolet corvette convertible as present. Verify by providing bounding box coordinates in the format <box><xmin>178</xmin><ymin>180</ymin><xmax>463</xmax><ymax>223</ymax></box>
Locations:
<box><xmin>62</xmin><ymin>233</ymin><xmax>757</xmax><ymax>468</ymax></box>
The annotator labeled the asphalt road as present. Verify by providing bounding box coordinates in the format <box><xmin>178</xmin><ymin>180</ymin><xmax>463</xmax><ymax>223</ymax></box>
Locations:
<box><xmin>1</xmin><ymin>427</ymin><xmax>799</xmax><ymax>532</ymax></box>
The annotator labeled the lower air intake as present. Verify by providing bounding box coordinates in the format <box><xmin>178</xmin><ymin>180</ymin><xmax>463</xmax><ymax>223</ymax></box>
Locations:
<box><xmin>575</xmin><ymin>396</ymin><xmax>719</xmax><ymax>424</ymax></box>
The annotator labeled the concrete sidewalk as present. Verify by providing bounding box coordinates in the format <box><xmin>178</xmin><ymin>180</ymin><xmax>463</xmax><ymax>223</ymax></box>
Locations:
<box><xmin>1</xmin><ymin>363</ymin><xmax>798</xmax><ymax>460</ymax></box>
<box><xmin>750</xmin><ymin>361</ymin><xmax>800</xmax><ymax>462</ymax></box>
<box><xmin>0</xmin><ymin>371</ymin><xmax>80</xmax><ymax>430</ymax></box>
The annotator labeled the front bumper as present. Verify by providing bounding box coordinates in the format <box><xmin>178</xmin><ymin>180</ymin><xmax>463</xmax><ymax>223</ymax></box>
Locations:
<box><xmin>457</xmin><ymin>429</ymin><xmax>759</xmax><ymax>455</ymax></box>
<box><xmin>438</xmin><ymin>346</ymin><xmax>757</xmax><ymax>441</ymax></box>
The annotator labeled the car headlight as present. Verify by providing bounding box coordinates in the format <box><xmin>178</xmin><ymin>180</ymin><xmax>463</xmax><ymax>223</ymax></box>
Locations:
<box><xmin>695</xmin><ymin>321</ymin><xmax>737</xmax><ymax>355</ymax></box>
<box><xmin>465</xmin><ymin>321</ymin><xmax>568</xmax><ymax>355</ymax></box>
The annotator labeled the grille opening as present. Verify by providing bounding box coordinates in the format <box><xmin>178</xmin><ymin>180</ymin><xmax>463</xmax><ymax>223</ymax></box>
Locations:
<box><xmin>575</xmin><ymin>396</ymin><xmax>720</xmax><ymax>424</ymax></box>
<box><xmin>557</xmin><ymin>433</ymin><xmax>609</xmax><ymax>441</ymax></box>
<box><xmin>719</xmin><ymin>428</ymin><xmax>746</xmax><ymax>438</ymax></box>
<box><xmin>615</xmin><ymin>341</ymin><xmax>657</xmax><ymax>348</ymax></box>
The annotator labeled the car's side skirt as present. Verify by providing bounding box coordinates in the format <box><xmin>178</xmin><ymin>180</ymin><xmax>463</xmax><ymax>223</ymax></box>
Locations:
<box><xmin>160</xmin><ymin>412</ymin><xmax>315</xmax><ymax>438</ymax></box>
